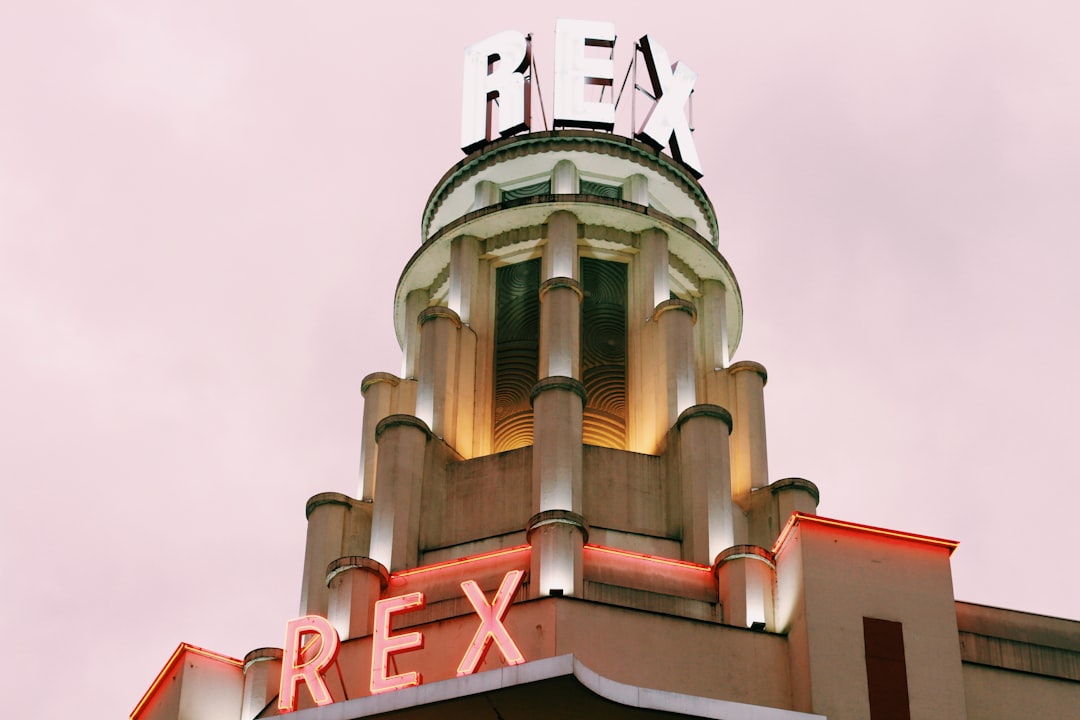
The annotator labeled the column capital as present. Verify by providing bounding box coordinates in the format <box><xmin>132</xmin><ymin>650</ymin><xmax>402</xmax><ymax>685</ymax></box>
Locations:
<box><xmin>712</xmin><ymin>544</ymin><xmax>776</xmax><ymax>574</ymax></box>
<box><xmin>526</xmin><ymin>510</ymin><xmax>590</xmax><ymax>543</ymax></box>
<box><xmin>530</xmin><ymin>376</ymin><xmax>587</xmax><ymax>406</ymax></box>
<box><xmin>539</xmin><ymin>276</ymin><xmax>584</xmax><ymax>302</ymax></box>
<box><xmin>242</xmin><ymin>647</ymin><xmax>283</xmax><ymax>672</ymax></box>
<box><xmin>325</xmin><ymin>556</ymin><xmax>390</xmax><ymax>589</ymax></box>
<box><xmin>729</xmin><ymin>360</ymin><xmax>768</xmax><ymax>385</ymax></box>
<box><xmin>417</xmin><ymin>305</ymin><xmax>462</xmax><ymax>328</ymax></box>
<box><xmin>361</xmin><ymin>371</ymin><xmax>401</xmax><ymax>394</ymax></box>
<box><xmin>676</xmin><ymin>403</ymin><xmax>733</xmax><ymax>433</ymax></box>
<box><xmin>374</xmin><ymin>414</ymin><xmax>432</xmax><ymax>441</ymax></box>
<box><xmin>652</xmin><ymin>297</ymin><xmax>697</xmax><ymax>324</ymax></box>
<box><xmin>769</xmin><ymin>477</ymin><xmax>820</xmax><ymax>504</ymax></box>
<box><xmin>305</xmin><ymin>492</ymin><xmax>355</xmax><ymax>519</ymax></box>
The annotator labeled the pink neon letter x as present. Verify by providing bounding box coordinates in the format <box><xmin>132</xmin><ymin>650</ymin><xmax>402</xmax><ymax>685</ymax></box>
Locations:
<box><xmin>456</xmin><ymin>569</ymin><xmax>526</xmax><ymax>675</ymax></box>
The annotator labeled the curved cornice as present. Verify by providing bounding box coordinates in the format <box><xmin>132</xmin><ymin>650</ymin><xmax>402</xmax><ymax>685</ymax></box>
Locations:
<box><xmin>422</xmin><ymin>130</ymin><xmax>719</xmax><ymax>243</ymax></box>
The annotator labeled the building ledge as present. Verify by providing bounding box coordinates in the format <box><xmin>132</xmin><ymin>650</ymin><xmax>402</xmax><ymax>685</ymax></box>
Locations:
<box><xmin>281</xmin><ymin>654</ymin><xmax>823</xmax><ymax>720</ymax></box>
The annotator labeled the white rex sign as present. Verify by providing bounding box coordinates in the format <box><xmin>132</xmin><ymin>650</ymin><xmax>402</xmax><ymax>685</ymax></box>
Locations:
<box><xmin>461</xmin><ymin>19</ymin><xmax>703</xmax><ymax>177</ymax></box>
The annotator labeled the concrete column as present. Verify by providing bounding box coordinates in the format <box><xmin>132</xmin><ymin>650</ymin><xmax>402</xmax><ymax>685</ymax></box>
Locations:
<box><xmin>714</xmin><ymin>545</ymin><xmax>776</xmax><ymax>631</ymax></box>
<box><xmin>629</xmin><ymin>228</ymin><xmax>670</xmax><ymax>452</ymax></box>
<box><xmin>241</xmin><ymin>648</ymin><xmax>283</xmax><ymax>720</ymax></box>
<box><xmin>551</xmin><ymin>159</ymin><xmax>579</xmax><ymax>194</ymax></box>
<box><xmin>531</xmin><ymin>377</ymin><xmax>585</xmax><ymax>512</ymax></box>
<box><xmin>326</xmin><ymin>556</ymin><xmax>389</xmax><ymax>641</ymax></box>
<box><xmin>402</xmin><ymin>288</ymin><xmax>429</xmax><ymax>378</ymax></box>
<box><xmin>415</xmin><ymin>307</ymin><xmax>461</xmax><ymax>445</ymax></box>
<box><xmin>639</xmin><ymin>228</ymin><xmax>670</xmax><ymax>309</ymax></box>
<box><xmin>623</xmin><ymin>173</ymin><xmax>648</xmax><ymax>206</ymax></box>
<box><xmin>472</xmin><ymin>179</ymin><xmax>499</xmax><ymax>210</ymax></box>
<box><xmin>539</xmin><ymin>278</ymin><xmax>583</xmax><ymax>379</ymax></box>
<box><xmin>700</xmin><ymin>279</ymin><xmax>729</xmax><ymax>372</ymax></box>
<box><xmin>654</xmin><ymin>298</ymin><xmax>698</xmax><ymax>430</ymax></box>
<box><xmin>449</xmin><ymin>235</ymin><xmax>480</xmax><ymax>325</ymax></box>
<box><xmin>359</xmin><ymin>372</ymin><xmax>400</xmax><ymax>502</ymax></box>
<box><xmin>675</xmin><ymin>404</ymin><xmax>734</xmax><ymax>565</ymax></box>
<box><xmin>527</xmin><ymin>510</ymin><xmax>589</xmax><ymax>598</ymax></box>
<box><xmin>729</xmin><ymin>362</ymin><xmax>769</xmax><ymax>510</ymax></box>
<box><xmin>300</xmin><ymin>493</ymin><xmax>350</xmax><ymax>616</ymax></box>
<box><xmin>369</xmin><ymin>415</ymin><xmax>430</xmax><ymax>572</ymax></box>
<box><xmin>543</xmin><ymin>210</ymin><xmax>578</xmax><ymax>280</ymax></box>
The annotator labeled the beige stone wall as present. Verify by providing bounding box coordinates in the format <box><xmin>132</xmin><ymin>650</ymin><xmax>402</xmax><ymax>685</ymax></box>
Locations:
<box><xmin>776</xmin><ymin>520</ymin><xmax>968</xmax><ymax>719</ymax></box>
<box><xmin>962</xmin><ymin>662</ymin><xmax>1080</xmax><ymax>719</ymax></box>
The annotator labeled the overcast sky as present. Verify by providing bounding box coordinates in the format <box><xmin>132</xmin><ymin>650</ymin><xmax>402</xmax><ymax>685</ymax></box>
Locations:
<box><xmin>2</xmin><ymin>2</ymin><xmax>1078</xmax><ymax>718</ymax></box>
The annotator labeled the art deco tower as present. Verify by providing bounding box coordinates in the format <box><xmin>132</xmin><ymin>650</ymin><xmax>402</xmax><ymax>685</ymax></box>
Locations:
<box><xmin>133</xmin><ymin>29</ymin><xmax>1079</xmax><ymax>720</ymax></box>
<box><xmin>298</xmin><ymin>127</ymin><xmax>817</xmax><ymax>622</ymax></box>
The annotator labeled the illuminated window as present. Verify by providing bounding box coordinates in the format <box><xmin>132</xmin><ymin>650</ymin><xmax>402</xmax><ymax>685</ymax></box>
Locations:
<box><xmin>493</xmin><ymin>260</ymin><xmax>540</xmax><ymax>451</ymax></box>
<box><xmin>580</xmin><ymin>258</ymin><xmax>627</xmax><ymax>449</ymax></box>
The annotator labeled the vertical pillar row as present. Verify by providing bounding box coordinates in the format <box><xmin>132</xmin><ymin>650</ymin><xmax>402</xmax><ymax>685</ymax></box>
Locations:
<box><xmin>241</xmin><ymin>648</ymin><xmax>283</xmax><ymax>720</ymax></box>
<box><xmin>369</xmin><ymin>415</ymin><xmax>430</xmax><ymax>572</ymax></box>
<box><xmin>326</xmin><ymin>556</ymin><xmax>389</xmax><ymax>641</ymax></box>
<box><xmin>674</xmin><ymin>404</ymin><xmax>734</xmax><ymax>565</ymax></box>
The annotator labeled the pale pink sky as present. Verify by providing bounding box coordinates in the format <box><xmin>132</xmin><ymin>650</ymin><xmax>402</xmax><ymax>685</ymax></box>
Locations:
<box><xmin>2</xmin><ymin>2</ymin><xmax>1078</xmax><ymax>718</ymax></box>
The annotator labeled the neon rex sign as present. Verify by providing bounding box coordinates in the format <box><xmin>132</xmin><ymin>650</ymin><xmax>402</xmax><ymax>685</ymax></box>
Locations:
<box><xmin>277</xmin><ymin>570</ymin><xmax>526</xmax><ymax>712</ymax></box>
<box><xmin>461</xmin><ymin>19</ymin><xmax>704</xmax><ymax>177</ymax></box>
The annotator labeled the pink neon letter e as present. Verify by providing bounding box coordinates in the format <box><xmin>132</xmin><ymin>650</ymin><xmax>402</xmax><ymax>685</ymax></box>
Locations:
<box><xmin>370</xmin><ymin>592</ymin><xmax>426</xmax><ymax>694</ymax></box>
<box><xmin>278</xmin><ymin>615</ymin><xmax>341</xmax><ymax>712</ymax></box>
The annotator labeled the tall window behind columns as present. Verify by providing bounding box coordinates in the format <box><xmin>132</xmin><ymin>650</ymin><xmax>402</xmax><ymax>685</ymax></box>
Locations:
<box><xmin>580</xmin><ymin>258</ymin><xmax>628</xmax><ymax>449</ymax></box>
<box><xmin>492</xmin><ymin>260</ymin><xmax>541</xmax><ymax>451</ymax></box>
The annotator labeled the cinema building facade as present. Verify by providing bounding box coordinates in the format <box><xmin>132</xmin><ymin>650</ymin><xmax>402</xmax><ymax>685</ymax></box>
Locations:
<box><xmin>133</xmin><ymin>24</ymin><xmax>1079</xmax><ymax>720</ymax></box>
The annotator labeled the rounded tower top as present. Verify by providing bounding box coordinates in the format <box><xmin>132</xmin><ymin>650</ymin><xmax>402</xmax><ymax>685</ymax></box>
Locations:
<box><xmin>394</xmin><ymin>129</ymin><xmax>743</xmax><ymax>356</ymax></box>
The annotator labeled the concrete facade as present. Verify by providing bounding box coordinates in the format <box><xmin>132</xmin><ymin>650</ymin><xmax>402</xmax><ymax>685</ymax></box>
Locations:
<box><xmin>134</xmin><ymin>129</ymin><xmax>1079</xmax><ymax>720</ymax></box>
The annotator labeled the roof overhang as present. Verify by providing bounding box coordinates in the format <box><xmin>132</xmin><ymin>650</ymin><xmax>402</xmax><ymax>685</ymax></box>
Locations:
<box><xmin>284</xmin><ymin>654</ymin><xmax>824</xmax><ymax>720</ymax></box>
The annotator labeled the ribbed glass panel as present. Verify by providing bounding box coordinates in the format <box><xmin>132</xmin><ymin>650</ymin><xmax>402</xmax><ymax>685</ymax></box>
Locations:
<box><xmin>581</xmin><ymin>258</ymin><xmax>628</xmax><ymax>449</ymax></box>
<box><xmin>502</xmin><ymin>181</ymin><xmax>551</xmax><ymax>201</ymax></box>
<box><xmin>580</xmin><ymin>180</ymin><xmax>622</xmax><ymax>199</ymax></box>
<box><xmin>493</xmin><ymin>260</ymin><xmax>540</xmax><ymax>452</ymax></box>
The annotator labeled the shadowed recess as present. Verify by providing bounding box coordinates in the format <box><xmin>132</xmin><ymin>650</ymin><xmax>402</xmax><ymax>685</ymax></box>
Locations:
<box><xmin>493</xmin><ymin>260</ymin><xmax>540</xmax><ymax>452</ymax></box>
<box><xmin>581</xmin><ymin>258</ymin><xmax>627</xmax><ymax>449</ymax></box>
